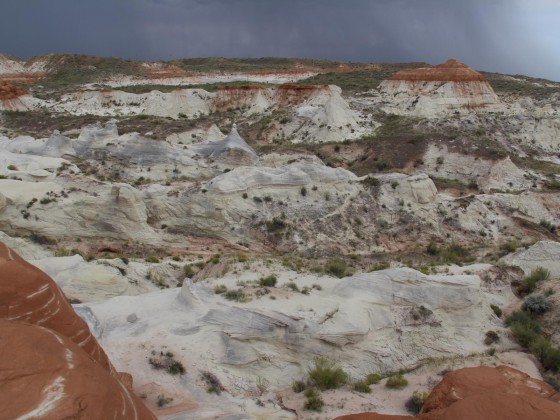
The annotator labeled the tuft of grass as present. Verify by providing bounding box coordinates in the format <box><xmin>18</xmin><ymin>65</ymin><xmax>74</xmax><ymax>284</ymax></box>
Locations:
<box><xmin>201</xmin><ymin>371</ymin><xmax>225</xmax><ymax>394</ymax></box>
<box><xmin>405</xmin><ymin>391</ymin><xmax>429</xmax><ymax>414</ymax></box>
<box><xmin>292</xmin><ymin>380</ymin><xmax>306</xmax><ymax>393</ymax></box>
<box><xmin>145</xmin><ymin>255</ymin><xmax>160</xmax><ymax>263</ymax></box>
<box><xmin>213</xmin><ymin>284</ymin><xmax>228</xmax><ymax>294</ymax></box>
<box><xmin>307</xmin><ymin>356</ymin><xmax>347</xmax><ymax>391</ymax></box>
<box><xmin>353</xmin><ymin>380</ymin><xmax>372</xmax><ymax>393</ymax></box>
<box><xmin>518</xmin><ymin>267</ymin><xmax>550</xmax><ymax>295</ymax></box>
<box><xmin>484</xmin><ymin>330</ymin><xmax>500</xmax><ymax>346</ymax></box>
<box><xmin>223</xmin><ymin>289</ymin><xmax>250</xmax><ymax>303</ymax></box>
<box><xmin>490</xmin><ymin>304</ymin><xmax>502</xmax><ymax>318</ymax></box>
<box><xmin>325</xmin><ymin>257</ymin><xmax>347</xmax><ymax>278</ymax></box>
<box><xmin>365</xmin><ymin>373</ymin><xmax>383</xmax><ymax>384</ymax></box>
<box><xmin>385</xmin><ymin>373</ymin><xmax>408</xmax><ymax>389</ymax></box>
<box><xmin>303</xmin><ymin>387</ymin><xmax>324</xmax><ymax>411</ymax></box>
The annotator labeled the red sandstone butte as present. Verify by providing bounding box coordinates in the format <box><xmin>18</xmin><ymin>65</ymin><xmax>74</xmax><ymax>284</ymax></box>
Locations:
<box><xmin>387</xmin><ymin>58</ymin><xmax>486</xmax><ymax>82</ymax></box>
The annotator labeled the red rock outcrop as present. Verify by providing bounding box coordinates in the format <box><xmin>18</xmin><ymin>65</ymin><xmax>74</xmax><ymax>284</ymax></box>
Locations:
<box><xmin>335</xmin><ymin>366</ymin><xmax>560</xmax><ymax>420</ymax></box>
<box><xmin>0</xmin><ymin>81</ymin><xmax>27</xmax><ymax>100</ymax></box>
<box><xmin>0</xmin><ymin>242</ymin><xmax>156</xmax><ymax>419</ymax></box>
<box><xmin>0</xmin><ymin>319</ymin><xmax>156</xmax><ymax>420</ymax></box>
<box><xmin>419</xmin><ymin>365</ymin><xmax>560</xmax><ymax>420</ymax></box>
<box><xmin>0</xmin><ymin>242</ymin><xmax>113</xmax><ymax>371</ymax></box>
<box><xmin>387</xmin><ymin>58</ymin><xmax>485</xmax><ymax>82</ymax></box>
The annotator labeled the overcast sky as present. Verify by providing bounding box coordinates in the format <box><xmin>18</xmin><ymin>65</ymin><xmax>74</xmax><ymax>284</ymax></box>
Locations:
<box><xmin>1</xmin><ymin>0</ymin><xmax>559</xmax><ymax>80</ymax></box>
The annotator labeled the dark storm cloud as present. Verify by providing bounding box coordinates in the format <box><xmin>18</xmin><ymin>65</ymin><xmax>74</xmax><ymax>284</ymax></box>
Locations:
<box><xmin>0</xmin><ymin>0</ymin><xmax>558</xmax><ymax>80</ymax></box>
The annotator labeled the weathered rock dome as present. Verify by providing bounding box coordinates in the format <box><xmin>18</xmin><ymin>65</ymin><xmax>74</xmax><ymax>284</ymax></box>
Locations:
<box><xmin>387</xmin><ymin>58</ymin><xmax>486</xmax><ymax>82</ymax></box>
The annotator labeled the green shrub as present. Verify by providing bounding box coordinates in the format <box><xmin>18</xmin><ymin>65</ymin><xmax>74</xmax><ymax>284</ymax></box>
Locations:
<box><xmin>385</xmin><ymin>373</ymin><xmax>408</xmax><ymax>389</ymax></box>
<box><xmin>259</xmin><ymin>274</ymin><xmax>277</xmax><ymax>287</ymax></box>
<box><xmin>303</xmin><ymin>387</ymin><xmax>324</xmax><ymax>411</ymax></box>
<box><xmin>506</xmin><ymin>311</ymin><xmax>541</xmax><ymax>347</ymax></box>
<box><xmin>237</xmin><ymin>253</ymin><xmax>248</xmax><ymax>262</ymax></box>
<box><xmin>540</xmin><ymin>219</ymin><xmax>556</xmax><ymax>233</ymax></box>
<box><xmin>490</xmin><ymin>304</ymin><xmax>502</xmax><ymax>318</ymax></box>
<box><xmin>523</xmin><ymin>294</ymin><xmax>551</xmax><ymax>315</ymax></box>
<box><xmin>167</xmin><ymin>361</ymin><xmax>186</xmax><ymax>375</ymax></box>
<box><xmin>365</xmin><ymin>373</ymin><xmax>383</xmax><ymax>384</ymax></box>
<box><xmin>325</xmin><ymin>257</ymin><xmax>347</xmax><ymax>278</ymax></box>
<box><xmin>308</xmin><ymin>356</ymin><xmax>347</xmax><ymax>390</ymax></box>
<box><xmin>209</xmin><ymin>254</ymin><xmax>220</xmax><ymax>264</ymax></box>
<box><xmin>286</xmin><ymin>282</ymin><xmax>299</xmax><ymax>292</ymax></box>
<box><xmin>145</xmin><ymin>256</ymin><xmax>160</xmax><ymax>263</ymax></box>
<box><xmin>300</xmin><ymin>186</ymin><xmax>307</xmax><ymax>196</ymax></box>
<box><xmin>7</xmin><ymin>164</ymin><xmax>17</xmax><ymax>170</ymax></box>
<box><xmin>405</xmin><ymin>390</ymin><xmax>429</xmax><ymax>414</ymax></box>
<box><xmin>353</xmin><ymin>380</ymin><xmax>371</xmax><ymax>393</ymax></box>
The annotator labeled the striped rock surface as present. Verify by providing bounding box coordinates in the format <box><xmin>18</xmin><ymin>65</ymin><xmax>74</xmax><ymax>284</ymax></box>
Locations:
<box><xmin>0</xmin><ymin>242</ymin><xmax>156</xmax><ymax>419</ymax></box>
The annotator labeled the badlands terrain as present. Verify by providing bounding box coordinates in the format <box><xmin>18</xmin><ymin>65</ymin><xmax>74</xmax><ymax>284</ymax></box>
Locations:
<box><xmin>1</xmin><ymin>54</ymin><xmax>560</xmax><ymax>419</ymax></box>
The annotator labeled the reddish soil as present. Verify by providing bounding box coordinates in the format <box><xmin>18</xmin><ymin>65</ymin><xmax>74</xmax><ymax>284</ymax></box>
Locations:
<box><xmin>0</xmin><ymin>81</ymin><xmax>27</xmax><ymax>100</ymax></box>
<box><xmin>388</xmin><ymin>58</ymin><xmax>486</xmax><ymax>82</ymax></box>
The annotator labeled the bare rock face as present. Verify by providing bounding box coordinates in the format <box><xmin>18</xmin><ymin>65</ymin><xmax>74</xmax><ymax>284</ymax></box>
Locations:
<box><xmin>0</xmin><ymin>242</ymin><xmax>156</xmax><ymax>419</ymax></box>
<box><xmin>419</xmin><ymin>366</ymin><xmax>560</xmax><ymax>420</ymax></box>
<box><xmin>0</xmin><ymin>80</ymin><xmax>27</xmax><ymax>99</ymax></box>
<box><xmin>0</xmin><ymin>319</ymin><xmax>155</xmax><ymax>420</ymax></box>
<box><xmin>378</xmin><ymin>59</ymin><xmax>501</xmax><ymax>117</ymax></box>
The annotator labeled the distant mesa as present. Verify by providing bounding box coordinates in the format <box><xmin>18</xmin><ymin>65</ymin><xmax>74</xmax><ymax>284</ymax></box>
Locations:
<box><xmin>378</xmin><ymin>58</ymin><xmax>501</xmax><ymax>116</ymax></box>
<box><xmin>387</xmin><ymin>58</ymin><xmax>486</xmax><ymax>82</ymax></box>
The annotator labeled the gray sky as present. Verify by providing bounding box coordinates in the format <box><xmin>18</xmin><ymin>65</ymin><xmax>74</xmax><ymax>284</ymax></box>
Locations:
<box><xmin>1</xmin><ymin>0</ymin><xmax>559</xmax><ymax>80</ymax></box>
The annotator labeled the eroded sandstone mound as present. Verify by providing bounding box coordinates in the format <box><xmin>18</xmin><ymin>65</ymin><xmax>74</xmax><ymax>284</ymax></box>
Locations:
<box><xmin>0</xmin><ymin>319</ymin><xmax>155</xmax><ymax>420</ymax></box>
<box><xmin>335</xmin><ymin>366</ymin><xmax>560</xmax><ymax>420</ymax></box>
<box><xmin>387</xmin><ymin>58</ymin><xmax>485</xmax><ymax>82</ymax></box>
<box><xmin>0</xmin><ymin>242</ymin><xmax>156</xmax><ymax>419</ymax></box>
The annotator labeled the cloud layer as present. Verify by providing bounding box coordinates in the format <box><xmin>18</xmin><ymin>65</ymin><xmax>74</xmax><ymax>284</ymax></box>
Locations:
<box><xmin>1</xmin><ymin>0</ymin><xmax>558</xmax><ymax>80</ymax></box>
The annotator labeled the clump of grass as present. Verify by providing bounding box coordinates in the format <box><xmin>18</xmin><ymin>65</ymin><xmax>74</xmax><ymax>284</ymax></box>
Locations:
<box><xmin>353</xmin><ymin>380</ymin><xmax>371</xmax><ymax>393</ymax></box>
<box><xmin>307</xmin><ymin>356</ymin><xmax>347</xmax><ymax>390</ymax></box>
<box><xmin>405</xmin><ymin>391</ymin><xmax>429</xmax><ymax>414</ymax></box>
<box><xmin>148</xmin><ymin>351</ymin><xmax>185</xmax><ymax>375</ymax></box>
<box><xmin>286</xmin><ymin>281</ymin><xmax>300</xmax><ymax>292</ymax></box>
<box><xmin>506</xmin><ymin>310</ymin><xmax>541</xmax><ymax>347</ymax></box>
<box><xmin>213</xmin><ymin>284</ymin><xmax>228</xmax><ymax>294</ymax></box>
<box><xmin>292</xmin><ymin>380</ymin><xmax>306</xmax><ymax>393</ymax></box>
<box><xmin>157</xmin><ymin>394</ymin><xmax>173</xmax><ymax>407</ymax></box>
<box><xmin>259</xmin><ymin>274</ymin><xmax>277</xmax><ymax>287</ymax></box>
<box><xmin>145</xmin><ymin>255</ymin><xmax>160</xmax><ymax>263</ymax></box>
<box><xmin>365</xmin><ymin>373</ymin><xmax>383</xmax><ymax>384</ymax></box>
<box><xmin>490</xmin><ymin>304</ymin><xmax>502</xmax><ymax>318</ymax></box>
<box><xmin>183</xmin><ymin>264</ymin><xmax>194</xmax><ymax>277</ymax></box>
<box><xmin>385</xmin><ymin>373</ymin><xmax>408</xmax><ymax>389</ymax></box>
<box><xmin>325</xmin><ymin>257</ymin><xmax>347</xmax><ymax>278</ymax></box>
<box><xmin>303</xmin><ymin>387</ymin><xmax>324</xmax><ymax>411</ymax></box>
<box><xmin>223</xmin><ymin>289</ymin><xmax>250</xmax><ymax>302</ymax></box>
<box><xmin>518</xmin><ymin>267</ymin><xmax>550</xmax><ymax>295</ymax></box>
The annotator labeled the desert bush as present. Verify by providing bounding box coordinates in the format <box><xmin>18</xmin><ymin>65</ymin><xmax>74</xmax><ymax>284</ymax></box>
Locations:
<box><xmin>484</xmin><ymin>330</ymin><xmax>500</xmax><ymax>345</ymax></box>
<box><xmin>490</xmin><ymin>304</ymin><xmax>502</xmax><ymax>318</ymax></box>
<box><xmin>149</xmin><ymin>352</ymin><xmax>185</xmax><ymax>375</ymax></box>
<box><xmin>385</xmin><ymin>373</ymin><xmax>408</xmax><ymax>389</ymax></box>
<box><xmin>157</xmin><ymin>394</ymin><xmax>173</xmax><ymax>407</ymax></box>
<box><xmin>213</xmin><ymin>284</ymin><xmax>227</xmax><ymax>294</ymax></box>
<box><xmin>286</xmin><ymin>281</ymin><xmax>299</xmax><ymax>292</ymax></box>
<box><xmin>325</xmin><ymin>257</ymin><xmax>347</xmax><ymax>278</ymax></box>
<box><xmin>365</xmin><ymin>373</ymin><xmax>383</xmax><ymax>384</ymax></box>
<box><xmin>145</xmin><ymin>255</ymin><xmax>160</xmax><ymax>263</ymax></box>
<box><xmin>405</xmin><ymin>390</ymin><xmax>429</xmax><ymax>414</ymax></box>
<box><xmin>259</xmin><ymin>274</ymin><xmax>277</xmax><ymax>287</ymax></box>
<box><xmin>300</xmin><ymin>186</ymin><xmax>307</xmax><ymax>196</ymax></box>
<box><xmin>201</xmin><ymin>371</ymin><xmax>225</xmax><ymax>394</ymax></box>
<box><xmin>223</xmin><ymin>289</ymin><xmax>249</xmax><ymax>302</ymax></box>
<box><xmin>519</xmin><ymin>267</ymin><xmax>550</xmax><ymax>294</ymax></box>
<box><xmin>183</xmin><ymin>264</ymin><xmax>194</xmax><ymax>277</ymax></box>
<box><xmin>523</xmin><ymin>294</ymin><xmax>551</xmax><ymax>315</ymax></box>
<box><xmin>540</xmin><ymin>219</ymin><xmax>556</xmax><ymax>233</ymax></box>
<box><xmin>292</xmin><ymin>380</ymin><xmax>306</xmax><ymax>393</ymax></box>
<box><xmin>308</xmin><ymin>356</ymin><xmax>347</xmax><ymax>390</ymax></box>
<box><xmin>353</xmin><ymin>380</ymin><xmax>371</xmax><ymax>393</ymax></box>
<box><xmin>7</xmin><ymin>164</ymin><xmax>17</xmax><ymax>170</ymax></box>
<box><xmin>303</xmin><ymin>387</ymin><xmax>324</xmax><ymax>411</ymax></box>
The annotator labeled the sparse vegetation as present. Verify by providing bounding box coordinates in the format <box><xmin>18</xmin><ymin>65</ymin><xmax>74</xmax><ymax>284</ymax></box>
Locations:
<box><xmin>405</xmin><ymin>390</ymin><xmax>429</xmax><ymax>414</ymax></box>
<box><xmin>259</xmin><ymin>274</ymin><xmax>277</xmax><ymax>287</ymax></box>
<box><xmin>518</xmin><ymin>267</ymin><xmax>550</xmax><ymax>295</ymax></box>
<box><xmin>484</xmin><ymin>330</ymin><xmax>500</xmax><ymax>345</ymax></box>
<box><xmin>292</xmin><ymin>380</ymin><xmax>306</xmax><ymax>393</ymax></box>
<box><xmin>148</xmin><ymin>351</ymin><xmax>185</xmax><ymax>375</ymax></box>
<box><xmin>223</xmin><ymin>289</ymin><xmax>250</xmax><ymax>302</ymax></box>
<box><xmin>307</xmin><ymin>356</ymin><xmax>347</xmax><ymax>390</ymax></box>
<box><xmin>522</xmin><ymin>294</ymin><xmax>551</xmax><ymax>315</ymax></box>
<box><xmin>352</xmin><ymin>380</ymin><xmax>372</xmax><ymax>393</ymax></box>
<box><xmin>201</xmin><ymin>370</ymin><xmax>225</xmax><ymax>394</ymax></box>
<box><xmin>303</xmin><ymin>387</ymin><xmax>324</xmax><ymax>411</ymax></box>
<box><xmin>325</xmin><ymin>257</ymin><xmax>347</xmax><ymax>278</ymax></box>
<box><xmin>385</xmin><ymin>373</ymin><xmax>408</xmax><ymax>389</ymax></box>
<box><xmin>365</xmin><ymin>373</ymin><xmax>383</xmax><ymax>384</ymax></box>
